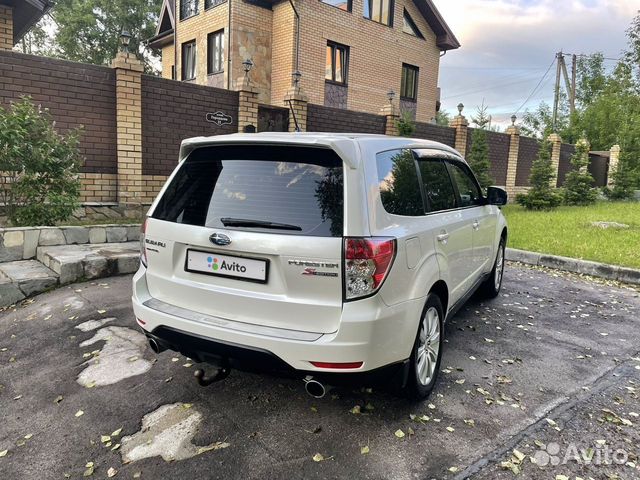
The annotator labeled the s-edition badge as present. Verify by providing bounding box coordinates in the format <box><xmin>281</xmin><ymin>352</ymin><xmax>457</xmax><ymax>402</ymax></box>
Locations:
<box><xmin>210</xmin><ymin>233</ymin><xmax>232</xmax><ymax>246</ymax></box>
<box><xmin>289</xmin><ymin>259</ymin><xmax>339</xmax><ymax>277</ymax></box>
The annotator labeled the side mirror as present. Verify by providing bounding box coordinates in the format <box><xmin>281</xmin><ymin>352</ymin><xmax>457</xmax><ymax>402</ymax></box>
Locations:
<box><xmin>486</xmin><ymin>186</ymin><xmax>508</xmax><ymax>206</ymax></box>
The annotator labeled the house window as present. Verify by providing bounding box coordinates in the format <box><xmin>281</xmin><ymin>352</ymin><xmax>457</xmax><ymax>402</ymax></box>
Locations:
<box><xmin>364</xmin><ymin>0</ymin><xmax>393</xmax><ymax>26</ymax></box>
<box><xmin>182</xmin><ymin>40</ymin><xmax>197</xmax><ymax>81</ymax></box>
<box><xmin>171</xmin><ymin>65</ymin><xmax>176</xmax><ymax>80</ymax></box>
<box><xmin>320</xmin><ymin>0</ymin><xmax>351</xmax><ymax>12</ymax></box>
<box><xmin>180</xmin><ymin>0</ymin><xmax>199</xmax><ymax>20</ymax></box>
<box><xmin>207</xmin><ymin>30</ymin><xmax>224</xmax><ymax>74</ymax></box>
<box><xmin>325</xmin><ymin>42</ymin><xmax>349</xmax><ymax>84</ymax></box>
<box><xmin>401</xmin><ymin>63</ymin><xmax>419</xmax><ymax>101</ymax></box>
<box><xmin>205</xmin><ymin>0</ymin><xmax>226</xmax><ymax>9</ymax></box>
<box><xmin>402</xmin><ymin>9</ymin><xmax>424</xmax><ymax>38</ymax></box>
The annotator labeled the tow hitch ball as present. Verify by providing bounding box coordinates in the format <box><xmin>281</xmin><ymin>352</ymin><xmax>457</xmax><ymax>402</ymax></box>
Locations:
<box><xmin>194</xmin><ymin>366</ymin><xmax>231</xmax><ymax>387</ymax></box>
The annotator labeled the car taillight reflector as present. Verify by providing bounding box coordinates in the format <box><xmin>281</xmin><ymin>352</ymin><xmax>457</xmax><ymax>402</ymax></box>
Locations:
<box><xmin>344</xmin><ymin>237</ymin><xmax>396</xmax><ymax>300</ymax></box>
<box><xmin>140</xmin><ymin>218</ymin><xmax>148</xmax><ymax>267</ymax></box>
<box><xmin>310</xmin><ymin>361</ymin><xmax>364</xmax><ymax>369</ymax></box>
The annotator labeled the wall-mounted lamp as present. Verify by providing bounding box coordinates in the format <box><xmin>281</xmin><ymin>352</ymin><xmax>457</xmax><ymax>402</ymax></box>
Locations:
<box><xmin>242</xmin><ymin>59</ymin><xmax>254</xmax><ymax>77</ymax></box>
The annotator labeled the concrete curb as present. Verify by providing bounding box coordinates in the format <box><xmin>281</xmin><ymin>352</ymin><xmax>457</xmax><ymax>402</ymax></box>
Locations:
<box><xmin>506</xmin><ymin>248</ymin><xmax>640</xmax><ymax>285</ymax></box>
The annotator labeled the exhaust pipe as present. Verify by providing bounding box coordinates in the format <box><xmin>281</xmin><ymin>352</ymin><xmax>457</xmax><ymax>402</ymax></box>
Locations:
<box><xmin>303</xmin><ymin>376</ymin><xmax>326</xmax><ymax>399</ymax></box>
<box><xmin>148</xmin><ymin>337</ymin><xmax>168</xmax><ymax>354</ymax></box>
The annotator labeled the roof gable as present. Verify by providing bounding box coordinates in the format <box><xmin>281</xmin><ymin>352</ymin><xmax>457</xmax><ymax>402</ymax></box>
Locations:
<box><xmin>155</xmin><ymin>0</ymin><xmax>175</xmax><ymax>37</ymax></box>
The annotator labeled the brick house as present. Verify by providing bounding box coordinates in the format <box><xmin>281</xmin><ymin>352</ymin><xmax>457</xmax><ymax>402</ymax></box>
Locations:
<box><xmin>149</xmin><ymin>0</ymin><xmax>459</xmax><ymax>122</ymax></box>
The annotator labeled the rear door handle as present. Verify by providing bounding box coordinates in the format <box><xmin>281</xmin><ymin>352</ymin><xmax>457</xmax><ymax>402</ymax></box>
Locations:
<box><xmin>472</xmin><ymin>220</ymin><xmax>480</xmax><ymax>231</ymax></box>
<box><xmin>436</xmin><ymin>233</ymin><xmax>450</xmax><ymax>243</ymax></box>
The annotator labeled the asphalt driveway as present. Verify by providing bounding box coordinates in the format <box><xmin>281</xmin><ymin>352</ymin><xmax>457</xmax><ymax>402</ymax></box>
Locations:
<box><xmin>1</xmin><ymin>264</ymin><xmax>639</xmax><ymax>480</ymax></box>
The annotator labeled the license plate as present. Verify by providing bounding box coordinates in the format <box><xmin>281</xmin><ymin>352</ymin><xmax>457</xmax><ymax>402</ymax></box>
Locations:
<box><xmin>185</xmin><ymin>249</ymin><xmax>269</xmax><ymax>283</ymax></box>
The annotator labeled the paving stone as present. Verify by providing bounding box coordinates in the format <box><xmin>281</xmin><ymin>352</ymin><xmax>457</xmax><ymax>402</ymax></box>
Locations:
<box><xmin>89</xmin><ymin>227</ymin><xmax>107</xmax><ymax>244</ymax></box>
<box><xmin>39</xmin><ymin>228</ymin><xmax>66</xmax><ymax>246</ymax></box>
<box><xmin>106</xmin><ymin>227</ymin><xmax>127</xmax><ymax>243</ymax></box>
<box><xmin>23</xmin><ymin>229</ymin><xmax>40</xmax><ymax>259</ymax></box>
<box><xmin>62</xmin><ymin>227</ymin><xmax>90</xmax><ymax>245</ymax></box>
<box><xmin>0</xmin><ymin>260</ymin><xmax>58</xmax><ymax>297</ymax></box>
<box><xmin>3</xmin><ymin>230</ymin><xmax>24</xmax><ymax>247</ymax></box>
<box><xmin>0</xmin><ymin>276</ymin><xmax>26</xmax><ymax>307</ymax></box>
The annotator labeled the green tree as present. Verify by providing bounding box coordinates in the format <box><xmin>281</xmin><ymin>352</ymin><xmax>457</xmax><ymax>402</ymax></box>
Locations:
<box><xmin>435</xmin><ymin>110</ymin><xmax>451</xmax><ymax>127</ymax></box>
<box><xmin>563</xmin><ymin>140</ymin><xmax>597</xmax><ymax>205</ymax></box>
<box><xmin>576</xmin><ymin>53</ymin><xmax>607</xmax><ymax>108</ymax></box>
<box><xmin>0</xmin><ymin>97</ymin><xmax>83</xmax><ymax>226</ymax></box>
<box><xmin>396</xmin><ymin>110</ymin><xmax>416</xmax><ymax>137</ymax></box>
<box><xmin>516</xmin><ymin>138</ymin><xmax>562</xmax><ymax>210</ymax></box>
<box><xmin>467</xmin><ymin>102</ymin><xmax>494</xmax><ymax>190</ymax></box>
<box><xmin>50</xmin><ymin>0</ymin><xmax>162</xmax><ymax>72</ymax></box>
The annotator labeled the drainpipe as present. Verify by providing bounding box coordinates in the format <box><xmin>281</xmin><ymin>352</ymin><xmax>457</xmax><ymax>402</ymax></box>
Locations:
<box><xmin>288</xmin><ymin>0</ymin><xmax>300</xmax><ymax>82</ymax></box>
<box><xmin>174</xmin><ymin>0</ymin><xmax>178</xmax><ymax>79</ymax></box>
<box><xmin>227</xmin><ymin>0</ymin><xmax>232</xmax><ymax>89</ymax></box>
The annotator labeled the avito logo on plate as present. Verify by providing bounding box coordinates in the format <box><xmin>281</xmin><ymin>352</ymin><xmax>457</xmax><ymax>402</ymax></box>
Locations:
<box><xmin>207</xmin><ymin>256</ymin><xmax>247</xmax><ymax>273</ymax></box>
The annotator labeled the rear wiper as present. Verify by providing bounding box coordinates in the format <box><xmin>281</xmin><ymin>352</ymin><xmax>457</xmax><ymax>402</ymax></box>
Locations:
<box><xmin>220</xmin><ymin>217</ymin><xmax>302</xmax><ymax>231</ymax></box>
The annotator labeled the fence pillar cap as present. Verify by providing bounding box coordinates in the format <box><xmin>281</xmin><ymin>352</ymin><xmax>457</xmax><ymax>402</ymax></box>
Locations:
<box><xmin>284</xmin><ymin>85</ymin><xmax>308</xmax><ymax>102</ymax></box>
<box><xmin>548</xmin><ymin>132</ymin><xmax>562</xmax><ymax>143</ymax></box>
<box><xmin>234</xmin><ymin>76</ymin><xmax>259</xmax><ymax>93</ymax></box>
<box><xmin>610</xmin><ymin>144</ymin><xmax>621</xmax><ymax>153</ymax></box>
<box><xmin>111</xmin><ymin>52</ymin><xmax>144</xmax><ymax>72</ymax></box>
<box><xmin>506</xmin><ymin>125</ymin><xmax>520</xmax><ymax>135</ymax></box>
<box><xmin>379</xmin><ymin>103</ymin><xmax>398</xmax><ymax>117</ymax></box>
<box><xmin>449</xmin><ymin>115</ymin><xmax>468</xmax><ymax>128</ymax></box>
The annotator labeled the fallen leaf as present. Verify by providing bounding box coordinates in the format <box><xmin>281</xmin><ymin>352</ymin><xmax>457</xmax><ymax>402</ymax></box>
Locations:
<box><xmin>484</xmin><ymin>338</ymin><xmax>495</xmax><ymax>343</ymax></box>
<box><xmin>107</xmin><ymin>467</ymin><xmax>117</xmax><ymax>477</ymax></box>
<box><xmin>24</xmin><ymin>434</ymin><xmax>33</xmax><ymax>440</ymax></box>
<box><xmin>350</xmin><ymin>405</ymin><xmax>361</xmax><ymax>414</ymax></box>
<box><xmin>0</xmin><ymin>450</ymin><xmax>7</xmax><ymax>457</ymax></box>
<box><xmin>448</xmin><ymin>467</ymin><xmax>459</xmax><ymax>473</ymax></box>
<box><xmin>97</xmin><ymin>310</ymin><xmax>106</xmax><ymax>314</ymax></box>
<box><xmin>360</xmin><ymin>445</ymin><xmax>370</xmax><ymax>455</ymax></box>
<box><xmin>394</xmin><ymin>429</ymin><xmax>405</xmax><ymax>438</ymax></box>
<box><xmin>54</xmin><ymin>395</ymin><xmax>63</xmax><ymax>404</ymax></box>
<box><xmin>75</xmin><ymin>410</ymin><xmax>84</xmax><ymax>417</ymax></box>
<box><xmin>111</xmin><ymin>428</ymin><xmax>122</xmax><ymax>437</ymax></box>
<box><xmin>313</xmin><ymin>453</ymin><xmax>325</xmax><ymax>462</ymax></box>
<box><xmin>196</xmin><ymin>442</ymin><xmax>230</xmax><ymax>455</ymax></box>
<box><xmin>513</xmin><ymin>449</ymin><xmax>525</xmax><ymax>462</ymax></box>
<box><xmin>101</xmin><ymin>435</ymin><xmax>111</xmax><ymax>443</ymax></box>
<box><xmin>446</xmin><ymin>426</ymin><xmax>455</xmax><ymax>432</ymax></box>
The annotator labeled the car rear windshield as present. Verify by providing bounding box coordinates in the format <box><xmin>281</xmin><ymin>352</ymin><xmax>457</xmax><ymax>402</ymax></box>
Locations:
<box><xmin>152</xmin><ymin>145</ymin><xmax>344</xmax><ymax>237</ymax></box>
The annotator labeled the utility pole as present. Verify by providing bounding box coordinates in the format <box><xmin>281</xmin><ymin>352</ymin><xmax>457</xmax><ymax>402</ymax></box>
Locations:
<box><xmin>552</xmin><ymin>51</ymin><xmax>562</xmax><ymax>132</ymax></box>
<box><xmin>570</xmin><ymin>54</ymin><xmax>577</xmax><ymax>116</ymax></box>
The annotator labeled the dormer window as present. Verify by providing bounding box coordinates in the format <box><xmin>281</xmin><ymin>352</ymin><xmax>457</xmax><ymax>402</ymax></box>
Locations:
<box><xmin>402</xmin><ymin>9</ymin><xmax>424</xmax><ymax>38</ymax></box>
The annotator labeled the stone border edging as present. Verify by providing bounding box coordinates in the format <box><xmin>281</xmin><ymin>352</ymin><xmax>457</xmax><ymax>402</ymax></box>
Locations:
<box><xmin>506</xmin><ymin>248</ymin><xmax>640</xmax><ymax>285</ymax></box>
<box><xmin>0</xmin><ymin>224</ymin><xmax>141</xmax><ymax>263</ymax></box>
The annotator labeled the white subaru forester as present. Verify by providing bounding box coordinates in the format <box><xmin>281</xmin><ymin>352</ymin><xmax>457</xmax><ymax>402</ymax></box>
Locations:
<box><xmin>132</xmin><ymin>133</ymin><xmax>508</xmax><ymax>400</ymax></box>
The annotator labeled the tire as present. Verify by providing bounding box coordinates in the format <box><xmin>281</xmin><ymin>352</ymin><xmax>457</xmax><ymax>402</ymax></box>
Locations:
<box><xmin>404</xmin><ymin>293</ymin><xmax>444</xmax><ymax>401</ymax></box>
<box><xmin>479</xmin><ymin>237</ymin><xmax>506</xmax><ymax>299</ymax></box>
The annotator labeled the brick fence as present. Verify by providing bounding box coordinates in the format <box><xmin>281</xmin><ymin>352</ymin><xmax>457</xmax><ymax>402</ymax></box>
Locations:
<box><xmin>0</xmin><ymin>50</ymin><xmax>618</xmax><ymax>210</ymax></box>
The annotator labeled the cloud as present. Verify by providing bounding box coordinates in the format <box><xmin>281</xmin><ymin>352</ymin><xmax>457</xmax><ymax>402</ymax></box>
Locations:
<box><xmin>433</xmin><ymin>0</ymin><xmax>636</xmax><ymax>127</ymax></box>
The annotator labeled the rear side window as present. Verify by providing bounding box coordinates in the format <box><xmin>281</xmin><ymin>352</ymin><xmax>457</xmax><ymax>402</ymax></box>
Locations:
<box><xmin>376</xmin><ymin>149</ymin><xmax>424</xmax><ymax>216</ymax></box>
<box><xmin>418</xmin><ymin>159</ymin><xmax>457</xmax><ymax>212</ymax></box>
<box><xmin>152</xmin><ymin>145</ymin><xmax>344</xmax><ymax>237</ymax></box>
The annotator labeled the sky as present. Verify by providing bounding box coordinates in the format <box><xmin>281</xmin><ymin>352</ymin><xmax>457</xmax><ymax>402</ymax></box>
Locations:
<box><xmin>432</xmin><ymin>0</ymin><xmax>639</xmax><ymax>128</ymax></box>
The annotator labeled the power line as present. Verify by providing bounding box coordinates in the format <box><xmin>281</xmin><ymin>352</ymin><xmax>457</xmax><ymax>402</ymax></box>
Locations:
<box><xmin>442</xmin><ymin>71</ymin><xmax>551</xmax><ymax>100</ymax></box>
<box><xmin>514</xmin><ymin>57</ymin><xmax>556</xmax><ymax>115</ymax></box>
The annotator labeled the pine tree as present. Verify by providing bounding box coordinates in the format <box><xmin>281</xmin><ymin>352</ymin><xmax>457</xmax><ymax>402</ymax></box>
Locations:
<box><xmin>467</xmin><ymin>102</ymin><xmax>494</xmax><ymax>190</ymax></box>
<box><xmin>563</xmin><ymin>140</ymin><xmax>597</xmax><ymax>205</ymax></box>
<box><xmin>516</xmin><ymin>138</ymin><xmax>562</xmax><ymax>210</ymax></box>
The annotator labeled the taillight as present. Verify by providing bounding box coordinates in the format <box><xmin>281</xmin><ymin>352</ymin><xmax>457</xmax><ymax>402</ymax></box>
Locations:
<box><xmin>140</xmin><ymin>218</ymin><xmax>148</xmax><ymax>267</ymax></box>
<box><xmin>344</xmin><ymin>237</ymin><xmax>396</xmax><ymax>300</ymax></box>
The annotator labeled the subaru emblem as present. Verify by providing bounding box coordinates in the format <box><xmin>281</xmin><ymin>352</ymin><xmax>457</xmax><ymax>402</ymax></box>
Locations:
<box><xmin>210</xmin><ymin>233</ymin><xmax>231</xmax><ymax>246</ymax></box>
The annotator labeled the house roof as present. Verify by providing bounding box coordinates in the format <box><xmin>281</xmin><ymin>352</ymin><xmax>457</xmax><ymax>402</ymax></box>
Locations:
<box><xmin>414</xmin><ymin>0</ymin><xmax>460</xmax><ymax>51</ymax></box>
<box><xmin>148</xmin><ymin>0</ymin><xmax>175</xmax><ymax>49</ymax></box>
<box><xmin>0</xmin><ymin>0</ymin><xmax>53</xmax><ymax>45</ymax></box>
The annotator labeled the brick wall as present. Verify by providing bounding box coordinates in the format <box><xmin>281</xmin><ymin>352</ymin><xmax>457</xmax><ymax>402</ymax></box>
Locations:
<box><xmin>557</xmin><ymin>143</ymin><xmax>576</xmax><ymax>187</ymax></box>
<box><xmin>141</xmin><ymin>75</ymin><xmax>239</xmax><ymax>176</ymax></box>
<box><xmin>0</xmin><ymin>51</ymin><xmax>118</xmax><ymax>174</ymax></box>
<box><xmin>0</xmin><ymin>5</ymin><xmax>12</xmax><ymax>51</ymax></box>
<box><xmin>516</xmin><ymin>136</ymin><xmax>539</xmax><ymax>187</ymax></box>
<box><xmin>414</xmin><ymin>122</ymin><xmax>456</xmax><ymax>148</ymax></box>
<box><xmin>306</xmin><ymin>103</ymin><xmax>386</xmax><ymax>133</ymax></box>
<box><xmin>485</xmin><ymin>131</ymin><xmax>510</xmax><ymax>186</ymax></box>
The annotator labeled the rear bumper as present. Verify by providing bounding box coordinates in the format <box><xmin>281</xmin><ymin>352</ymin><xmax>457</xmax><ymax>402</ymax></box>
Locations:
<box><xmin>132</xmin><ymin>266</ymin><xmax>424</xmax><ymax>379</ymax></box>
<box><xmin>144</xmin><ymin>325</ymin><xmax>410</xmax><ymax>387</ymax></box>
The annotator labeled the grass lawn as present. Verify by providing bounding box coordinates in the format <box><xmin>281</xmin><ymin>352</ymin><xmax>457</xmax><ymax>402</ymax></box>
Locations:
<box><xmin>501</xmin><ymin>201</ymin><xmax>640</xmax><ymax>269</ymax></box>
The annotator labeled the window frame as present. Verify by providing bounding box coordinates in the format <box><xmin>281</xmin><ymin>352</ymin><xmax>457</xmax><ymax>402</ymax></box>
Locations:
<box><xmin>319</xmin><ymin>0</ymin><xmax>352</xmax><ymax>12</ymax></box>
<box><xmin>402</xmin><ymin>9</ymin><xmax>424</xmax><ymax>39</ymax></box>
<box><xmin>207</xmin><ymin>30</ymin><xmax>225</xmax><ymax>75</ymax></box>
<box><xmin>205</xmin><ymin>0</ymin><xmax>227</xmax><ymax>10</ymax></box>
<box><xmin>180</xmin><ymin>0</ymin><xmax>199</xmax><ymax>20</ymax></box>
<box><xmin>325</xmin><ymin>41</ymin><xmax>350</xmax><ymax>85</ymax></box>
<box><xmin>401</xmin><ymin>63</ymin><xmax>419</xmax><ymax>102</ymax></box>
<box><xmin>364</xmin><ymin>0</ymin><xmax>394</xmax><ymax>26</ymax></box>
<box><xmin>181</xmin><ymin>40</ymin><xmax>197</xmax><ymax>81</ymax></box>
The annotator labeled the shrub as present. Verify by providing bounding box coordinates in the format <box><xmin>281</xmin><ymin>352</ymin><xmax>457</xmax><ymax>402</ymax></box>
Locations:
<box><xmin>395</xmin><ymin>110</ymin><xmax>416</xmax><ymax>137</ymax></box>
<box><xmin>516</xmin><ymin>138</ymin><xmax>562</xmax><ymax>210</ymax></box>
<box><xmin>0</xmin><ymin>97</ymin><xmax>83</xmax><ymax>226</ymax></box>
<box><xmin>563</xmin><ymin>140</ymin><xmax>598</xmax><ymax>205</ymax></box>
<box><xmin>604</xmin><ymin>157</ymin><xmax>638</xmax><ymax>200</ymax></box>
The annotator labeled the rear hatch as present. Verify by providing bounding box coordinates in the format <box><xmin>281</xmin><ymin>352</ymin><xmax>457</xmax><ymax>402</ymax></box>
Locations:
<box><xmin>144</xmin><ymin>144</ymin><xmax>345</xmax><ymax>334</ymax></box>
